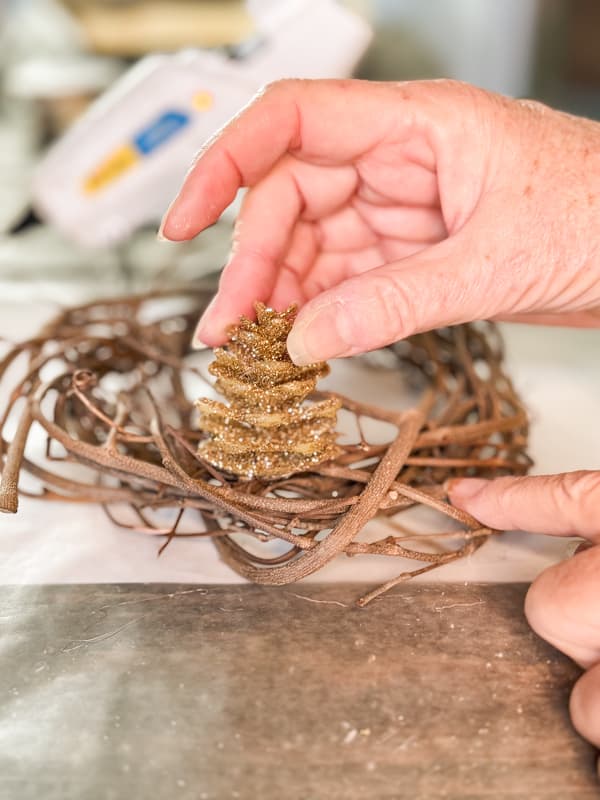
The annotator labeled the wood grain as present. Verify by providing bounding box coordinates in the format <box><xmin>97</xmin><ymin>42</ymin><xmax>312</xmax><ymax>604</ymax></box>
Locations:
<box><xmin>0</xmin><ymin>583</ymin><xmax>596</xmax><ymax>799</ymax></box>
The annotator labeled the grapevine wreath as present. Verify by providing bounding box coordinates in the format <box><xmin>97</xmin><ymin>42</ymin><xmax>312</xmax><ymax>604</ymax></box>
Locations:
<box><xmin>0</xmin><ymin>286</ymin><xmax>530</xmax><ymax>605</ymax></box>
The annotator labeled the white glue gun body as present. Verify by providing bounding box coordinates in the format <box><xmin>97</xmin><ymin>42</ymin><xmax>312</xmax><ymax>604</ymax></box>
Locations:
<box><xmin>33</xmin><ymin>0</ymin><xmax>371</xmax><ymax>247</ymax></box>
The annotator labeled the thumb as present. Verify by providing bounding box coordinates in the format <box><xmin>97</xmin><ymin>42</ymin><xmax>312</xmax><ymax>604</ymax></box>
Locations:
<box><xmin>286</xmin><ymin>234</ymin><xmax>493</xmax><ymax>365</ymax></box>
<box><xmin>448</xmin><ymin>471</ymin><xmax>600</xmax><ymax>542</ymax></box>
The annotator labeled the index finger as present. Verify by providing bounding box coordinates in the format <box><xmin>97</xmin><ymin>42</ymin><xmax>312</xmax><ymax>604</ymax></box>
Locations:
<box><xmin>159</xmin><ymin>78</ymin><xmax>408</xmax><ymax>241</ymax></box>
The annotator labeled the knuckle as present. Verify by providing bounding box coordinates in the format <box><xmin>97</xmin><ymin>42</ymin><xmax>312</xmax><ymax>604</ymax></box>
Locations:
<box><xmin>556</xmin><ymin>471</ymin><xmax>600</xmax><ymax>537</ymax></box>
<box><xmin>369</xmin><ymin>272</ymin><xmax>416</xmax><ymax>342</ymax></box>
<box><xmin>487</xmin><ymin>478</ymin><xmax>519</xmax><ymax>523</ymax></box>
<box><xmin>328</xmin><ymin>272</ymin><xmax>415</xmax><ymax>349</ymax></box>
<box><xmin>556</xmin><ymin>471</ymin><xmax>590</xmax><ymax>505</ymax></box>
<box><xmin>515</xmin><ymin>98</ymin><xmax>552</xmax><ymax>115</ymax></box>
<box><xmin>426</xmin><ymin>78</ymin><xmax>494</xmax><ymax>108</ymax></box>
<box><xmin>260</xmin><ymin>78</ymin><xmax>301</xmax><ymax>97</ymax></box>
<box><xmin>431</xmin><ymin>77</ymin><xmax>478</xmax><ymax>95</ymax></box>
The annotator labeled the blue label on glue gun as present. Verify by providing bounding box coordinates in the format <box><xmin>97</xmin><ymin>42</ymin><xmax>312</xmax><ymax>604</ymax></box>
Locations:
<box><xmin>83</xmin><ymin>108</ymin><xmax>192</xmax><ymax>194</ymax></box>
<box><xmin>134</xmin><ymin>110</ymin><xmax>190</xmax><ymax>155</ymax></box>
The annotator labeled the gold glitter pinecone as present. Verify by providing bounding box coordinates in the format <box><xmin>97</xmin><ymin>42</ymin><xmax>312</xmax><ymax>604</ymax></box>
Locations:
<box><xmin>195</xmin><ymin>302</ymin><xmax>341</xmax><ymax>479</ymax></box>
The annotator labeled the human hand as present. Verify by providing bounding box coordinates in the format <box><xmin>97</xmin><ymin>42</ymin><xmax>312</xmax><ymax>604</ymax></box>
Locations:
<box><xmin>160</xmin><ymin>79</ymin><xmax>600</xmax><ymax>364</ymax></box>
<box><xmin>449</xmin><ymin>472</ymin><xmax>600</xmax><ymax>755</ymax></box>
<box><xmin>162</xmin><ymin>78</ymin><xmax>600</xmax><ymax>756</ymax></box>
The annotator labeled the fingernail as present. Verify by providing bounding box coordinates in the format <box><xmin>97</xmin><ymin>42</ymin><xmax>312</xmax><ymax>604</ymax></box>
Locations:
<box><xmin>572</xmin><ymin>540</ymin><xmax>593</xmax><ymax>557</ymax></box>
<box><xmin>157</xmin><ymin>201</ymin><xmax>187</xmax><ymax>241</ymax></box>
<box><xmin>157</xmin><ymin>218</ymin><xmax>178</xmax><ymax>241</ymax></box>
<box><xmin>157</xmin><ymin>209</ymin><xmax>173</xmax><ymax>241</ymax></box>
<box><xmin>192</xmin><ymin>297</ymin><xmax>217</xmax><ymax>348</ymax></box>
<box><xmin>447</xmin><ymin>478</ymin><xmax>490</xmax><ymax>501</ymax></box>
<box><xmin>287</xmin><ymin>304</ymin><xmax>352</xmax><ymax>366</ymax></box>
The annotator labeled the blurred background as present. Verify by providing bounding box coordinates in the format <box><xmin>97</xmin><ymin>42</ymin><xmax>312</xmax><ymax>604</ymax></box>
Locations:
<box><xmin>0</xmin><ymin>0</ymin><xmax>598</xmax><ymax>303</ymax></box>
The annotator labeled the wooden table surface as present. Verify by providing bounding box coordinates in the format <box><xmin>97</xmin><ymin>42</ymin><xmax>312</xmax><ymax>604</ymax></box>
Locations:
<box><xmin>0</xmin><ymin>583</ymin><xmax>597</xmax><ymax>800</ymax></box>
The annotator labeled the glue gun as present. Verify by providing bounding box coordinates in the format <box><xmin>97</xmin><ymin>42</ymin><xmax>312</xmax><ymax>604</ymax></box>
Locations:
<box><xmin>32</xmin><ymin>0</ymin><xmax>371</xmax><ymax>248</ymax></box>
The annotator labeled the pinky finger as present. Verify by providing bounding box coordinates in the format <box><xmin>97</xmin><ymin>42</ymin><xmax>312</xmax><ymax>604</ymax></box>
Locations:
<box><xmin>524</xmin><ymin>545</ymin><xmax>600</xmax><ymax>752</ymax></box>
<box><xmin>571</xmin><ymin>662</ymin><xmax>600</xmax><ymax>748</ymax></box>
<box><xmin>525</xmin><ymin>545</ymin><xmax>600</xmax><ymax>669</ymax></box>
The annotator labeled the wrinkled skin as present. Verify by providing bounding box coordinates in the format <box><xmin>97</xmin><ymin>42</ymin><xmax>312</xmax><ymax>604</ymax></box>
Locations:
<box><xmin>161</xmin><ymin>79</ymin><xmax>600</xmax><ymax>753</ymax></box>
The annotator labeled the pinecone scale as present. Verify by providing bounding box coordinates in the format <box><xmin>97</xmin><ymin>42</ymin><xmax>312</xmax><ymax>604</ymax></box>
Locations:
<box><xmin>196</xmin><ymin>303</ymin><xmax>341</xmax><ymax>479</ymax></box>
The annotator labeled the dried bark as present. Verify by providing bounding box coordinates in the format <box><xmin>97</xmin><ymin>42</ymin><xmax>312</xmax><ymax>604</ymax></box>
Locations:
<box><xmin>0</xmin><ymin>286</ymin><xmax>530</xmax><ymax>605</ymax></box>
